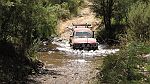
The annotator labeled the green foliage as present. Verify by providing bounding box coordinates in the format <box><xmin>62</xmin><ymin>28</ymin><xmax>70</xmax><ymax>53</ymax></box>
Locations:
<box><xmin>94</xmin><ymin>0</ymin><xmax>150</xmax><ymax>45</ymax></box>
<box><xmin>49</xmin><ymin>0</ymin><xmax>84</xmax><ymax>17</ymax></box>
<box><xmin>0</xmin><ymin>0</ymin><xmax>57</xmax><ymax>82</ymax></box>
<box><xmin>93</xmin><ymin>0</ymin><xmax>129</xmax><ymax>44</ymax></box>
<box><xmin>98</xmin><ymin>42</ymin><xmax>150</xmax><ymax>83</ymax></box>
<box><xmin>96</xmin><ymin>24</ymin><xmax>127</xmax><ymax>45</ymax></box>
<box><xmin>0</xmin><ymin>0</ymin><xmax>85</xmax><ymax>82</ymax></box>
<box><xmin>50</xmin><ymin>4</ymin><xmax>71</xmax><ymax>20</ymax></box>
<box><xmin>93</xmin><ymin>0</ymin><xmax>113</xmax><ymax>29</ymax></box>
<box><xmin>68</xmin><ymin>0</ymin><xmax>79</xmax><ymax>15</ymax></box>
<box><xmin>128</xmin><ymin>1</ymin><xmax>150</xmax><ymax>42</ymax></box>
<box><xmin>95</xmin><ymin>0</ymin><xmax>150</xmax><ymax>84</ymax></box>
<box><xmin>92</xmin><ymin>0</ymin><xmax>128</xmax><ymax>25</ymax></box>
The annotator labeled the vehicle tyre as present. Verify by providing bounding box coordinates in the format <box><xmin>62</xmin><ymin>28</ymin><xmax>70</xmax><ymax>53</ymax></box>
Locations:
<box><xmin>72</xmin><ymin>45</ymin><xmax>76</xmax><ymax>50</ymax></box>
<box><xmin>93</xmin><ymin>47</ymin><xmax>98</xmax><ymax>50</ymax></box>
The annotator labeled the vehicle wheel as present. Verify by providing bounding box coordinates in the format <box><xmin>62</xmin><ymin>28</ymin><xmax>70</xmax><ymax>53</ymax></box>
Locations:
<box><xmin>83</xmin><ymin>47</ymin><xmax>89</xmax><ymax>51</ymax></box>
<box><xmin>95</xmin><ymin>47</ymin><xmax>98</xmax><ymax>50</ymax></box>
<box><xmin>72</xmin><ymin>45</ymin><xmax>76</xmax><ymax>50</ymax></box>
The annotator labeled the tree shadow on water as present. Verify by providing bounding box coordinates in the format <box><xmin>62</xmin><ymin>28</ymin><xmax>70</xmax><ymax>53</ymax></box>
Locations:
<box><xmin>0</xmin><ymin>41</ymin><xmax>42</xmax><ymax>84</ymax></box>
<box><xmin>0</xmin><ymin>41</ymin><xmax>62</xmax><ymax>84</ymax></box>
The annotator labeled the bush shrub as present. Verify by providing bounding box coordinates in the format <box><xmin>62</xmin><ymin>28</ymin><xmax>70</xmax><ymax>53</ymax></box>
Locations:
<box><xmin>128</xmin><ymin>1</ymin><xmax>150</xmax><ymax>42</ymax></box>
<box><xmin>98</xmin><ymin>42</ymin><xmax>150</xmax><ymax>83</ymax></box>
<box><xmin>96</xmin><ymin>24</ymin><xmax>127</xmax><ymax>45</ymax></box>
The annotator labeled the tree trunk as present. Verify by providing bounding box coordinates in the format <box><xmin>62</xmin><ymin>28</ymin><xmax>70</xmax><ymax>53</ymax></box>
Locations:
<box><xmin>103</xmin><ymin>0</ymin><xmax>114</xmax><ymax>41</ymax></box>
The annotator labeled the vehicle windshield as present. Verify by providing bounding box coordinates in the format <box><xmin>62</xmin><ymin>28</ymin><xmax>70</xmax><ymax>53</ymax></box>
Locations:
<box><xmin>75</xmin><ymin>32</ymin><xmax>92</xmax><ymax>38</ymax></box>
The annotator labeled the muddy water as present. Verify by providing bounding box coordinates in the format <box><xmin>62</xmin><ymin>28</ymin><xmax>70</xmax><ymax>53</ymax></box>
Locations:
<box><xmin>33</xmin><ymin>39</ymin><xmax>119</xmax><ymax>84</ymax></box>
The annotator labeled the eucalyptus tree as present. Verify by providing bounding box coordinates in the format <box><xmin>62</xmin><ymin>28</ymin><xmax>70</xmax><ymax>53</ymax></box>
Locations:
<box><xmin>93</xmin><ymin>0</ymin><xmax>114</xmax><ymax>31</ymax></box>
<box><xmin>92</xmin><ymin>0</ymin><xmax>143</xmax><ymax>43</ymax></box>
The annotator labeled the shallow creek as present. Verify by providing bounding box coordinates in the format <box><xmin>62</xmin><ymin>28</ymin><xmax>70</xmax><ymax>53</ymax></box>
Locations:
<box><xmin>31</xmin><ymin>38</ymin><xmax>119</xmax><ymax>84</ymax></box>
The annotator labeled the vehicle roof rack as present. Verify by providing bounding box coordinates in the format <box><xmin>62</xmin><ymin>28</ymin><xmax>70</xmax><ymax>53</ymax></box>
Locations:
<box><xmin>72</xmin><ymin>23</ymin><xmax>92</xmax><ymax>28</ymax></box>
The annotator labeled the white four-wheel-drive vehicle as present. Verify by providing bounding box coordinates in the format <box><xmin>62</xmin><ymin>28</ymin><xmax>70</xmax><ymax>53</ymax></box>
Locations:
<box><xmin>69</xmin><ymin>23</ymin><xmax>98</xmax><ymax>50</ymax></box>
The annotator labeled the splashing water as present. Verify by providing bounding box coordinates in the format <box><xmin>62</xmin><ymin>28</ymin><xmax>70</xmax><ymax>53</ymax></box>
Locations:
<box><xmin>51</xmin><ymin>38</ymin><xmax>119</xmax><ymax>57</ymax></box>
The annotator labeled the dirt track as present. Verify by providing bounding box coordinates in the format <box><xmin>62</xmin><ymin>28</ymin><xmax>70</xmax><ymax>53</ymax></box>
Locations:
<box><xmin>57</xmin><ymin>1</ymin><xmax>101</xmax><ymax>40</ymax></box>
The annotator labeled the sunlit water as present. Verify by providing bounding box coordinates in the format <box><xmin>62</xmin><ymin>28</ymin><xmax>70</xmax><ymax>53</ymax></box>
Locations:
<box><xmin>51</xmin><ymin>38</ymin><xmax>119</xmax><ymax>57</ymax></box>
<box><xmin>35</xmin><ymin>38</ymin><xmax>120</xmax><ymax>84</ymax></box>
<box><xmin>40</xmin><ymin>37</ymin><xmax>120</xmax><ymax>66</ymax></box>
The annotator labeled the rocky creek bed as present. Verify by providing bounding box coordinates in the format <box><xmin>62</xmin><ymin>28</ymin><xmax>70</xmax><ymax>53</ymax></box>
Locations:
<box><xmin>29</xmin><ymin>38</ymin><xmax>119</xmax><ymax>84</ymax></box>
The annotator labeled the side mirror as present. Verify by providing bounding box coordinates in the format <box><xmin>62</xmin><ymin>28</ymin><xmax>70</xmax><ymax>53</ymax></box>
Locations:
<box><xmin>70</xmin><ymin>35</ymin><xmax>73</xmax><ymax>38</ymax></box>
<box><xmin>92</xmin><ymin>31</ymin><xmax>95</xmax><ymax>38</ymax></box>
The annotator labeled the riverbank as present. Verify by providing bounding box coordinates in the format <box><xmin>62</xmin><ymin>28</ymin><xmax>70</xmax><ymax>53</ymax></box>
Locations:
<box><xmin>28</xmin><ymin>0</ymin><xmax>115</xmax><ymax>84</ymax></box>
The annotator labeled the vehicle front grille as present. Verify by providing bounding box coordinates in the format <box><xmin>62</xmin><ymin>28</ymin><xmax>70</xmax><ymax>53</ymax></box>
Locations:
<box><xmin>73</xmin><ymin>43</ymin><xmax>98</xmax><ymax>50</ymax></box>
<box><xmin>74</xmin><ymin>43</ymin><xmax>91</xmax><ymax>47</ymax></box>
